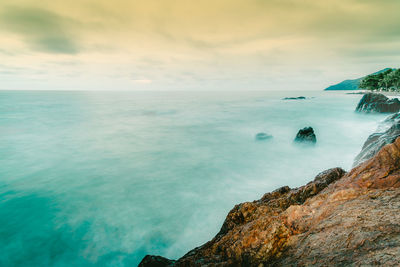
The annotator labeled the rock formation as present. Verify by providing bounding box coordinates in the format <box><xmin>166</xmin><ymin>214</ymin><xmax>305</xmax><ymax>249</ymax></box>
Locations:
<box><xmin>282</xmin><ymin>96</ymin><xmax>306</xmax><ymax>100</ymax></box>
<box><xmin>294</xmin><ymin>127</ymin><xmax>316</xmax><ymax>143</ymax></box>
<box><xmin>356</xmin><ymin>93</ymin><xmax>400</xmax><ymax>113</ymax></box>
<box><xmin>255</xmin><ymin>133</ymin><xmax>273</xmax><ymax>141</ymax></box>
<box><xmin>139</xmin><ymin>255</ymin><xmax>176</xmax><ymax>267</ymax></box>
<box><xmin>140</xmin><ymin>134</ymin><xmax>400</xmax><ymax>266</ymax></box>
<box><xmin>353</xmin><ymin>114</ymin><xmax>400</xmax><ymax>167</ymax></box>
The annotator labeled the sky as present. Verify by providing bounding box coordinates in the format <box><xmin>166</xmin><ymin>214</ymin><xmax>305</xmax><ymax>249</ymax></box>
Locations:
<box><xmin>0</xmin><ymin>0</ymin><xmax>399</xmax><ymax>91</ymax></box>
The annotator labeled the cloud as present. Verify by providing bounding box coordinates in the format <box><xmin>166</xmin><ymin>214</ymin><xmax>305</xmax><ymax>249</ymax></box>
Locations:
<box><xmin>0</xmin><ymin>6</ymin><xmax>80</xmax><ymax>54</ymax></box>
<box><xmin>0</xmin><ymin>0</ymin><xmax>399</xmax><ymax>91</ymax></box>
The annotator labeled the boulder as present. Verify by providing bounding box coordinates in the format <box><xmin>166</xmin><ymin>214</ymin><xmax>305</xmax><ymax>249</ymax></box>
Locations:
<box><xmin>355</xmin><ymin>93</ymin><xmax>400</xmax><ymax>113</ymax></box>
<box><xmin>255</xmin><ymin>132</ymin><xmax>273</xmax><ymax>140</ymax></box>
<box><xmin>138</xmin><ymin>255</ymin><xmax>175</xmax><ymax>267</ymax></box>
<box><xmin>294</xmin><ymin>127</ymin><xmax>316</xmax><ymax>143</ymax></box>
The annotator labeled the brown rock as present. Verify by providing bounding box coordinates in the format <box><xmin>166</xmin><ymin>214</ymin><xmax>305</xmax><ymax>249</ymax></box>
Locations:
<box><xmin>140</xmin><ymin>168</ymin><xmax>345</xmax><ymax>266</ymax></box>
<box><xmin>140</xmin><ymin>138</ymin><xmax>400</xmax><ymax>267</ymax></box>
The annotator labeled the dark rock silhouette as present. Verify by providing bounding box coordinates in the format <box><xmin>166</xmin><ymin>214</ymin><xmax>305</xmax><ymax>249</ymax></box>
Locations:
<box><xmin>282</xmin><ymin>96</ymin><xmax>306</xmax><ymax>100</ymax></box>
<box><xmin>356</xmin><ymin>93</ymin><xmax>400</xmax><ymax>113</ymax></box>
<box><xmin>139</xmin><ymin>255</ymin><xmax>175</xmax><ymax>267</ymax></box>
<box><xmin>294</xmin><ymin>127</ymin><xmax>316</xmax><ymax>143</ymax></box>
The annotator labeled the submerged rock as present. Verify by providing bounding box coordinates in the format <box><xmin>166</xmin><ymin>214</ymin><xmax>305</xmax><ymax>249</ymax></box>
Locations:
<box><xmin>255</xmin><ymin>132</ymin><xmax>273</xmax><ymax>140</ymax></box>
<box><xmin>356</xmin><ymin>93</ymin><xmax>400</xmax><ymax>113</ymax></box>
<box><xmin>140</xmin><ymin>135</ymin><xmax>400</xmax><ymax>266</ymax></box>
<box><xmin>294</xmin><ymin>127</ymin><xmax>316</xmax><ymax>143</ymax></box>
<box><xmin>282</xmin><ymin>96</ymin><xmax>306</xmax><ymax>100</ymax></box>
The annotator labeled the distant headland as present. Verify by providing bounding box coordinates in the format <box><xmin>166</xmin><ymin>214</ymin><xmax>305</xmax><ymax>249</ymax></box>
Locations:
<box><xmin>325</xmin><ymin>68</ymin><xmax>399</xmax><ymax>91</ymax></box>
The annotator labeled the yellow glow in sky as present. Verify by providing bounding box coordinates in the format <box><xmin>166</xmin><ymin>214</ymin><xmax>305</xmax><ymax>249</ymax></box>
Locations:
<box><xmin>0</xmin><ymin>0</ymin><xmax>399</xmax><ymax>90</ymax></box>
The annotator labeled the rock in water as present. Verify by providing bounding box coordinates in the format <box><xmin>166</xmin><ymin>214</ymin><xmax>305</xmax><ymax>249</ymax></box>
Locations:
<box><xmin>139</xmin><ymin>167</ymin><xmax>346</xmax><ymax>266</ymax></box>
<box><xmin>356</xmin><ymin>93</ymin><xmax>400</xmax><ymax>113</ymax></box>
<box><xmin>255</xmin><ymin>132</ymin><xmax>273</xmax><ymax>140</ymax></box>
<box><xmin>138</xmin><ymin>255</ymin><xmax>175</xmax><ymax>267</ymax></box>
<box><xmin>353</xmin><ymin>112</ymin><xmax>400</xmax><ymax>167</ymax></box>
<box><xmin>294</xmin><ymin>127</ymin><xmax>316</xmax><ymax>143</ymax></box>
<box><xmin>140</xmin><ymin>136</ymin><xmax>400</xmax><ymax>266</ymax></box>
<box><xmin>282</xmin><ymin>96</ymin><xmax>306</xmax><ymax>100</ymax></box>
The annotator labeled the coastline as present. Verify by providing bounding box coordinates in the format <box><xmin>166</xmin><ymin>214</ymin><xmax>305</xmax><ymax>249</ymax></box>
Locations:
<box><xmin>343</xmin><ymin>89</ymin><xmax>400</xmax><ymax>97</ymax></box>
<box><xmin>140</xmin><ymin>93</ymin><xmax>400</xmax><ymax>266</ymax></box>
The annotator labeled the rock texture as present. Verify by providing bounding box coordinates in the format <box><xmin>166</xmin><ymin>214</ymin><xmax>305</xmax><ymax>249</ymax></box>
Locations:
<box><xmin>294</xmin><ymin>127</ymin><xmax>316</xmax><ymax>143</ymax></box>
<box><xmin>356</xmin><ymin>93</ymin><xmax>400</xmax><ymax>113</ymax></box>
<box><xmin>140</xmin><ymin>136</ymin><xmax>400</xmax><ymax>267</ymax></box>
<box><xmin>353</xmin><ymin>115</ymin><xmax>400</xmax><ymax>167</ymax></box>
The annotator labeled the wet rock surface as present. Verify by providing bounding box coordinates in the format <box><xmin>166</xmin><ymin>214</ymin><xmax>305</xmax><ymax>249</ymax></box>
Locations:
<box><xmin>353</xmin><ymin>117</ymin><xmax>400</xmax><ymax>167</ymax></box>
<box><xmin>356</xmin><ymin>93</ymin><xmax>400</xmax><ymax>113</ymax></box>
<box><xmin>294</xmin><ymin>127</ymin><xmax>316</xmax><ymax>143</ymax></box>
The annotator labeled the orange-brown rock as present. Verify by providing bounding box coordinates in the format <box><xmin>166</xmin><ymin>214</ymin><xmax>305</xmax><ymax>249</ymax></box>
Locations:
<box><xmin>139</xmin><ymin>137</ymin><xmax>400</xmax><ymax>267</ymax></box>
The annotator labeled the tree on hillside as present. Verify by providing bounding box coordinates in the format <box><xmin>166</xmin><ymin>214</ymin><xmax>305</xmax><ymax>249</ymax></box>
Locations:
<box><xmin>360</xmin><ymin>73</ymin><xmax>384</xmax><ymax>90</ymax></box>
<box><xmin>360</xmin><ymin>68</ymin><xmax>400</xmax><ymax>91</ymax></box>
<box><xmin>387</xmin><ymin>69</ymin><xmax>400</xmax><ymax>90</ymax></box>
<box><xmin>378</xmin><ymin>69</ymin><xmax>394</xmax><ymax>91</ymax></box>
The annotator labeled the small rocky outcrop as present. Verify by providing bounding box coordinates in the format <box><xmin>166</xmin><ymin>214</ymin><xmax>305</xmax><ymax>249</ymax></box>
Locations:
<box><xmin>282</xmin><ymin>96</ymin><xmax>306</xmax><ymax>100</ymax></box>
<box><xmin>355</xmin><ymin>93</ymin><xmax>400</xmax><ymax>113</ymax></box>
<box><xmin>255</xmin><ymin>132</ymin><xmax>273</xmax><ymax>141</ymax></box>
<box><xmin>294</xmin><ymin>127</ymin><xmax>316</xmax><ymax>143</ymax></box>
<box><xmin>139</xmin><ymin>255</ymin><xmax>175</xmax><ymax>267</ymax></box>
<box><xmin>353</xmin><ymin>115</ymin><xmax>400</xmax><ymax>167</ymax></box>
<box><xmin>140</xmin><ymin>136</ymin><xmax>400</xmax><ymax>266</ymax></box>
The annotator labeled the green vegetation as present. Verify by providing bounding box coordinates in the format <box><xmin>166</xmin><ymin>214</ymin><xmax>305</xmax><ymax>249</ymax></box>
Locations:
<box><xmin>360</xmin><ymin>68</ymin><xmax>400</xmax><ymax>91</ymax></box>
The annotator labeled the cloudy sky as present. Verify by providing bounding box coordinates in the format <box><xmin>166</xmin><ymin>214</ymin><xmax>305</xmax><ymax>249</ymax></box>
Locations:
<box><xmin>0</xmin><ymin>0</ymin><xmax>399</xmax><ymax>91</ymax></box>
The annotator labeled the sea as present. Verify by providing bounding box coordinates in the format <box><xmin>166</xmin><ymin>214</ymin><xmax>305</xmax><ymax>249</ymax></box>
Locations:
<box><xmin>0</xmin><ymin>90</ymin><xmax>388</xmax><ymax>266</ymax></box>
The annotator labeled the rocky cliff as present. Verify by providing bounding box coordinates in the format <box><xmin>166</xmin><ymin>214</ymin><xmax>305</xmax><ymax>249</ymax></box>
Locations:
<box><xmin>140</xmin><ymin>112</ymin><xmax>400</xmax><ymax>267</ymax></box>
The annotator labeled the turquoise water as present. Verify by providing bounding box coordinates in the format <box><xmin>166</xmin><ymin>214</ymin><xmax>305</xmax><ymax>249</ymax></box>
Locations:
<box><xmin>0</xmin><ymin>91</ymin><xmax>387</xmax><ymax>266</ymax></box>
